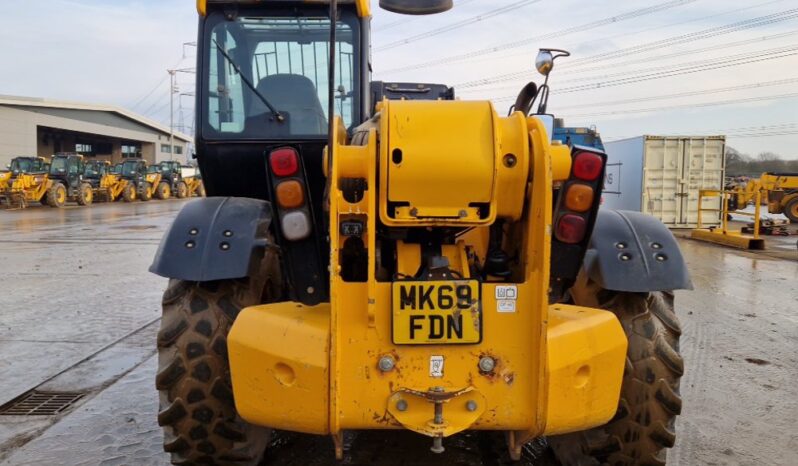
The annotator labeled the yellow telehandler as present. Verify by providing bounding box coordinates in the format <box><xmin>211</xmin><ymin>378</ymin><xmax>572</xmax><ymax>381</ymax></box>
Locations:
<box><xmin>150</xmin><ymin>1</ymin><xmax>691</xmax><ymax>465</ymax></box>
<box><xmin>729</xmin><ymin>172</ymin><xmax>798</xmax><ymax>223</ymax></box>
<box><xmin>83</xmin><ymin>160</ymin><xmax>129</xmax><ymax>202</ymax></box>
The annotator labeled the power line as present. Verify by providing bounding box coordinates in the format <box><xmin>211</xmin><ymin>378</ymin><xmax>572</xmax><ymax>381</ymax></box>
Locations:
<box><xmin>603</xmin><ymin>122</ymin><xmax>798</xmax><ymax>142</ymax></box>
<box><xmin>130</xmin><ymin>75</ymin><xmax>169</xmax><ymax>111</ymax></box>
<box><xmin>457</xmin><ymin>9</ymin><xmax>798</xmax><ymax>89</ymax></box>
<box><xmin>141</xmin><ymin>87</ymin><xmax>172</xmax><ymax>117</ymax></box>
<box><xmin>554</xmin><ymin>44</ymin><xmax>798</xmax><ymax>86</ymax></box>
<box><xmin>486</xmin><ymin>77</ymin><xmax>798</xmax><ymax>113</ymax></box>
<box><xmin>559</xmin><ymin>92</ymin><xmax>798</xmax><ymax>118</ymax></box>
<box><xmin>457</xmin><ymin>30</ymin><xmax>798</xmax><ymax>92</ymax></box>
<box><xmin>490</xmin><ymin>44</ymin><xmax>798</xmax><ymax>101</ymax></box>
<box><xmin>375</xmin><ymin>0</ymin><xmax>543</xmax><ymax>52</ymax></box>
<box><xmin>379</xmin><ymin>0</ymin><xmax>697</xmax><ymax>74</ymax></box>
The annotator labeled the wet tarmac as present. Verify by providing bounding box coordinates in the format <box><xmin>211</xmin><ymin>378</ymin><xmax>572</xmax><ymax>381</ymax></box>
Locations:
<box><xmin>0</xmin><ymin>201</ymin><xmax>796</xmax><ymax>465</ymax></box>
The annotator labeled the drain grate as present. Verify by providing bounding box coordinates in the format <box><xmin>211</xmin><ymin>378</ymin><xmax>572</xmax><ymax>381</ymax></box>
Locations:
<box><xmin>0</xmin><ymin>390</ymin><xmax>85</xmax><ymax>416</ymax></box>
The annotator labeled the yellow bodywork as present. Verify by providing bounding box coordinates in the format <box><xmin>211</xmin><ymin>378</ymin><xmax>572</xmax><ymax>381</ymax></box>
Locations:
<box><xmin>99</xmin><ymin>174</ymin><xmax>128</xmax><ymax>202</ymax></box>
<box><xmin>228</xmin><ymin>100</ymin><xmax>626</xmax><ymax>454</ymax></box>
<box><xmin>0</xmin><ymin>172</ymin><xmax>10</xmax><ymax>191</ymax></box>
<box><xmin>184</xmin><ymin>176</ymin><xmax>205</xmax><ymax>197</ymax></box>
<box><xmin>732</xmin><ymin>173</ymin><xmax>798</xmax><ymax>217</ymax></box>
<box><xmin>0</xmin><ymin>172</ymin><xmax>51</xmax><ymax>208</ymax></box>
<box><xmin>197</xmin><ymin>0</ymin><xmax>371</xmax><ymax>17</ymax></box>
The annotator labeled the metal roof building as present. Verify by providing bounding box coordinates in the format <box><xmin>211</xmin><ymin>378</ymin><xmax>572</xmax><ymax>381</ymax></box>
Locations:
<box><xmin>0</xmin><ymin>95</ymin><xmax>192</xmax><ymax>168</ymax></box>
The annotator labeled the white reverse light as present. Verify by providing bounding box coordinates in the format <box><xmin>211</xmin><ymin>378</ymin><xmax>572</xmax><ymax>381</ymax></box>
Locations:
<box><xmin>281</xmin><ymin>211</ymin><xmax>312</xmax><ymax>241</ymax></box>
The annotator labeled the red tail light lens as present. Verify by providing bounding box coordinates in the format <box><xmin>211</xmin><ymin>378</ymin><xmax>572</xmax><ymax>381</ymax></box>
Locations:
<box><xmin>555</xmin><ymin>214</ymin><xmax>587</xmax><ymax>244</ymax></box>
<box><xmin>270</xmin><ymin>147</ymin><xmax>299</xmax><ymax>177</ymax></box>
<box><xmin>573</xmin><ymin>152</ymin><xmax>603</xmax><ymax>181</ymax></box>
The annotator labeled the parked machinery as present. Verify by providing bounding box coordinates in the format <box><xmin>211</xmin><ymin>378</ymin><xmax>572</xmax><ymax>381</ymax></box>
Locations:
<box><xmin>0</xmin><ymin>170</ymin><xmax>51</xmax><ymax>208</ymax></box>
<box><xmin>149</xmin><ymin>1</ymin><xmax>691</xmax><ymax>465</ymax></box>
<box><xmin>83</xmin><ymin>160</ymin><xmax>129</xmax><ymax>202</ymax></box>
<box><xmin>178</xmin><ymin>164</ymin><xmax>206</xmax><ymax>197</ymax></box>
<box><xmin>149</xmin><ymin>161</ymin><xmax>189</xmax><ymax>200</ymax></box>
<box><xmin>730</xmin><ymin>173</ymin><xmax>798</xmax><ymax>223</ymax></box>
<box><xmin>0</xmin><ymin>156</ymin><xmax>49</xmax><ymax>193</ymax></box>
<box><xmin>117</xmin><ymin>159</ymin><xmax>153</xmax><ymax>202</ymax></box>
<box><xmin>1</xmin><ymin>154</ymin><xmax>91</xmax><ymax>208</ymax></box>
<box><xmin>44</xmin><ymin>153</ymin><xmax>94</xmax><ymax>207</ymax></box>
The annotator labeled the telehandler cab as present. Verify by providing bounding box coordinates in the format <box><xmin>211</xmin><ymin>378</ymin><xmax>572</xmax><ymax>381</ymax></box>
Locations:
<box><xmin>151</xmin><ymin>1</ymin><xmax>691</xmax><ymax>464</ymax></box>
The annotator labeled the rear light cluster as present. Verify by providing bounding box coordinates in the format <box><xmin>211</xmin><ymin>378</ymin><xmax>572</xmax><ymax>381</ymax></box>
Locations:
<box><xmin>269</xmin><ymin>147</ymin><xmax>312</xmax><ymax>241</ymax></box>
<box><xmin>554</xmin><ymin>150</ymin><xmax>606</xmax><ymax>244</ymax></box>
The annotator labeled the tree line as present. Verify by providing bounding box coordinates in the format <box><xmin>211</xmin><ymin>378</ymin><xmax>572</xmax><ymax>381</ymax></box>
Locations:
<box><xmin>726</xmin><ymin>147</ymin><xmax>798</xmax><ymax>177</ymax></box>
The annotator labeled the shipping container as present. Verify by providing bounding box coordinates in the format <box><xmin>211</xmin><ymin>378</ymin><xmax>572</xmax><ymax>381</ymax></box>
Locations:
<box><xmin>602</xmin><ymin>136</ymin><xmax>725</xmax><ymax>228</ymax></box>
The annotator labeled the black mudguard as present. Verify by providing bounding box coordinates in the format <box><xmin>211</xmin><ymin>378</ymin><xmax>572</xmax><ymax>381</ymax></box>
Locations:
<box><xmin>150</xmin><ymin>197</ymin><xmax>273</xmax><ymax>282</ymax></box>
<box><xmin>583</xmin><ymin>210</ymin><xmax>692</xmax><ymax>292</ymax></box>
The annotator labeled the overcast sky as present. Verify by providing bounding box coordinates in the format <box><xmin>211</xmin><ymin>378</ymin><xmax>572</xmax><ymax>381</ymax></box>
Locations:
<box><xmin>1</xmin><ymin>0</ymin><xmax>796</xmax><ymax>158</ymax></box>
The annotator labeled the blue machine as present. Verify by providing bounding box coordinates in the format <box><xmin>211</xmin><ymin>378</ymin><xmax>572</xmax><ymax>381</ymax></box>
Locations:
<box><xmin>553</xmin><ymin>124</ymin><xmax>605</xmax><ymax>151</ymax></box>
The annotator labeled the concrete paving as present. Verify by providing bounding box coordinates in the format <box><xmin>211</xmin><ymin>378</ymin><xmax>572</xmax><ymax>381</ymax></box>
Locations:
<box><xmin>0</xmin><ymin>201</ymin><xmax>796</xmax><ymax>465</ymax></box>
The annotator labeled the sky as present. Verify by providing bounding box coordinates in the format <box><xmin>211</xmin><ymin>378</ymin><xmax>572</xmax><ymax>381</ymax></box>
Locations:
<box><xmin>1</xmin><ymin>0</ymin><xmax>796</xmax><ymax>158</ymax></box>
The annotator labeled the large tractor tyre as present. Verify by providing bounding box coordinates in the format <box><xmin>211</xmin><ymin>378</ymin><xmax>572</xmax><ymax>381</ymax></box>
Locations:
<box><xmin>157</xmin><ymin>182</ymin><xmax>172</xmax><ymax>200</ymax></box>
<box><xmin>122</xmin><ymin>183</ymin><xmax>137</xmax><ymax>202</ymax></box>
<box><xmin>783</xmin><ymin>197</ymin><xmax>798</xmax><ymax>224</ymax></box>
<box><xmin>140</xmin><ymin>182</ymin><xmax>153</xmax><ymax>202</ymax></box>
<box><xmin>77</xmin><ymin>183</ymin><xmax>93</xmax><ymax>206</ymax></box>
<box><xmin>47</xmin><ymin>183</ymin><xmax>67</xmax><ymax>208</ymax></box>
<box><xmin>549</xmin><ymin>291</ymin><xmax>683</xmax><ymax>466</ymax></box>
<box><xmin>156</xmin><ymin>248</ymin><xmax>283</xmax><ymax>465</ymax></box>
<box><xmin>177</xmin><ymin>181</ymin><xmax>189</xmax><ymax>199</ymax></box>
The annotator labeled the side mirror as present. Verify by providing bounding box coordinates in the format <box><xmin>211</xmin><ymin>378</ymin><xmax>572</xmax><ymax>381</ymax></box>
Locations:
<box><xmin>379</xmin><ymin>0</ymin><xmax>452</xmax><ymax>15</ymax></box>
<box><xmin>535</xmin><ymin>48</ymin><xmax>570</xmax><ymax>77</ymax></box>
<box><xmin>535</xmin><ymin>51</ymin><xmax>554</xmax><ymax>76</ymax></box>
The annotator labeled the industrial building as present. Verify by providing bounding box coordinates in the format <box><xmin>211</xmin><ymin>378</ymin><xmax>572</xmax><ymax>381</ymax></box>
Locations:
<box><xmin>0</xmin><ymin>95</ymin><xmax>192</xmax><ymax>168</ymax></box>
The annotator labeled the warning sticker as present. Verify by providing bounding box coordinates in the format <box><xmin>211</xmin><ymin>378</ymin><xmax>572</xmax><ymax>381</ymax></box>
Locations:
<box><xmin>495</xmin><ymin>285</ymin><xmax>517</xmax><ymax>300</ymax></box>
<box><xmin>495</xmin><ymin>285</ymin><xmax>518</xmax><ymax>313</ymax></box>
<box><xmin>497</xmin><ymin>300</ymin><xmax>516</xmax><ymax>313</ymax></box>
<box><xmin>430</xmin><ymin>355</ymin><xmax>444</xmax><ymax>378</ymax></box>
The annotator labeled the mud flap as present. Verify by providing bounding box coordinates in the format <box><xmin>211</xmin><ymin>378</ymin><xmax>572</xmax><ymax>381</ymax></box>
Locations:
<box><xmin>584</xmin><ymin>210</ymin><xmax>692</xmax><ymax>292</ymax></box>
<box><xmin>150</xmin><ymin>197</ymin><xmax>274</xmax><ymax>281</ymax></box>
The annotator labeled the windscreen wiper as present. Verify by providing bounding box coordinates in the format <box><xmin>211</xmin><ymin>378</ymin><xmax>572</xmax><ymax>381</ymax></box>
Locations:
<box><xmin>212</xmin><ymin>39</ymin><xmax>285</xmax><ymax>123</ymax></box>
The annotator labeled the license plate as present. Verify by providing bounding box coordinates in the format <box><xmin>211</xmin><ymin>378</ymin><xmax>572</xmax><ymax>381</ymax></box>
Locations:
<box><xmin>392</xmin><ymin>280</ymin><xmax>481</xmax><ymax>345</ymax></box>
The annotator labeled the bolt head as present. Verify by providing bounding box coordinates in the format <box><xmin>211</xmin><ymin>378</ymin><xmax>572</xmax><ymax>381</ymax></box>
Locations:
<box><xmin>466</xmin><ymin>400</ymin><xmax>478</xmax><ymax>412</ymax></box>
<box><xmin>378</xmin><ymin>356</ymin><xmax>395</xmax><ymax>372</ymax></box>
<box><xmin>223</xmin><ymin>230</ymin><xmax>233</xmax><ymax>237</ymax></box>
<box><xmin>478</xmin><ymin>356</ymin><xmax>496</xmax><ymax>373</ymax></box>
<box><xmin>185</xmin><ymin>240</ymin><xmax>195</xmax><ymax>249</ymax></box>
<box><xmin>220</xmin><ymin>242</ymin><xmax>230</xmax><ymax>251</ymax></box>
<box><xmin>189</xmin><ymin>228</ymin><xmax>198</xmax><ymax>235</ymax></box>
<box><xmin>396</xmin><ymin>399</ymin><xmax>408</xmax><ymax>412</ymax></box>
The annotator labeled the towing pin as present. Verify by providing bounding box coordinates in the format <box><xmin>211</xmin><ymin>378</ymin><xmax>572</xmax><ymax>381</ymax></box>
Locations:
<box><xmin>431</xmin><ymin>435</ymin><xmax>444</xmax><ymax>454</ymax></box>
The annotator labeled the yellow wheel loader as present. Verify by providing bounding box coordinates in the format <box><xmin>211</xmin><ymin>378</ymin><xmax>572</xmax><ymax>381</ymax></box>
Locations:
<box><xmin>150</xmin><ymin>1</ymin><xmax>691</xmax><ymax>464</ymax></box>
